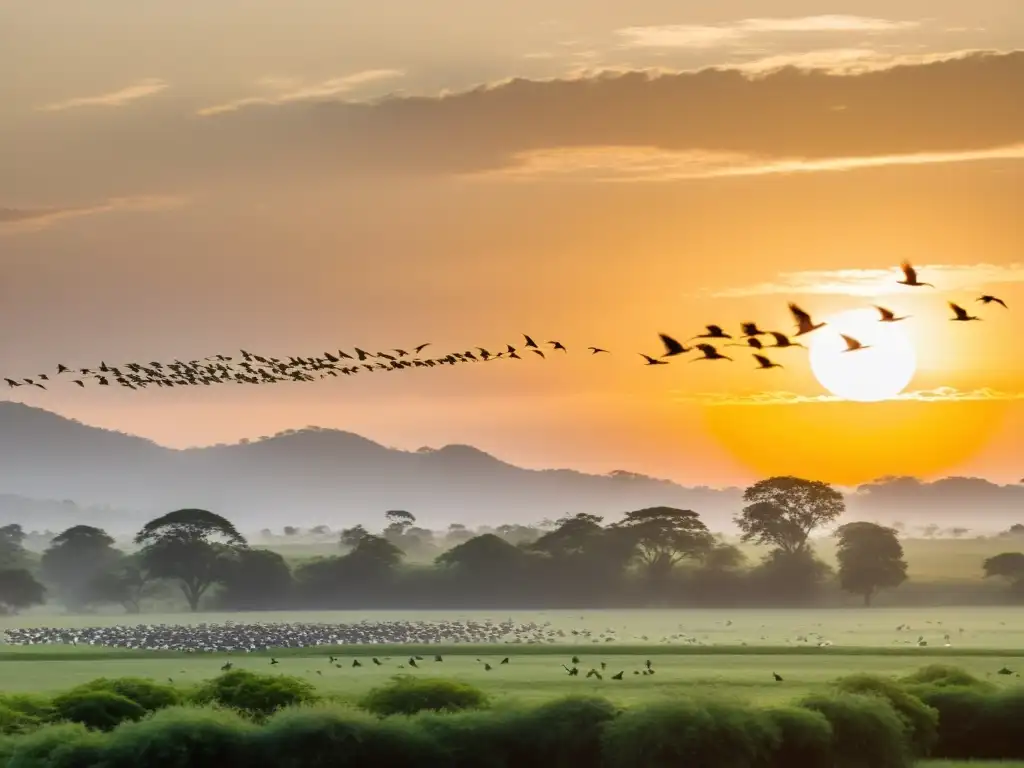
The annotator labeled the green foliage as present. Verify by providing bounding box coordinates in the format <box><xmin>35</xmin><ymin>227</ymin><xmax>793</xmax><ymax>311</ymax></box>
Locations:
<box><xmin>40</xmin><ymin>525</ymin><xmax>121</xmax><ymax>611</ymax></box>
<box><xmin>0</xmin><ymin>569</ymin><xmax>46</xmax><ymax>614</ymax></box>
<box><xmin>0</xmin><ymin>695</ymin><xmax>54</xmax><ymax>732</ymax></box>
<box><xmin>832</xmin><ymin>673</ymin><xmax>937</xmax><ymax>756</ymax></box>
<box><xmin>899</xmin><ymin>665</ymin><xmax>994</xmax><ymax>691</ymax></box>
<box><xmin>762</xmin><ymin>706</ymin><xmax>834</xmax><ymax>768</ymax></box>
<box><xmin>360</xmin><ymin>675</ymin><xmax>489</xmax><ymax>717</ymax></box>
<box><xmin>737</xmin><ymin>476</ymin><xmax>845</xmax><ymax>555</ymax></box>
<box><xmin>6</xmin><ymin>722</ymin><xmax>106</xmax><ymax>768</ymax></box>
<box><xmin>191</xmin><ymin>670</ymin><xmax>318</xmax><ymax>718</ymax></box>
<box><xmin>51</xmin><ymin>689</ymin><xmax>147</xmax><ymax>731</ymax></box>
<box><xmin>507</xmin><ymin>695</ymin><xmax>619</xmax><ymax>767</ymax></box>
<box><xmin>835</xmin><ymin>523</ymin><xmax>908</xmax><ymax>605</ymax></box>
<box><xmin>67</xmin><ymin>677</ymin><xmax>181</xmax><ymax>713</ymax></box>
<box><xmin>911</xmin><ymin>685</ymin><xmax>990</xmax><ymax>759</ymax></box>
<box><xmin>798</xmin><ymin>692</ymin><xmax>913</xmax><ymax>768</ymax></box>
<box><xmin>601</xmin><ymin>698</ymin><xmax>779</xmax><ymax>768</ymax></box>
<box><xmin>98</xmin><ymin>706</ymin><xmax>256</xmax><ymax>768</ymax></box>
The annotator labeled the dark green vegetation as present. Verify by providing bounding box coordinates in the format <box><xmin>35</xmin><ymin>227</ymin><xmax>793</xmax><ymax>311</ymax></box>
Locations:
<box><xmin>0</xmin><ymin>664</ymin><xmax>1021</xmax><ymax>766</ymax></box>
<box><xmin>7</xmin><ymin>475</ymin><xmax>1024</xmax><ymax>614</ymax></box>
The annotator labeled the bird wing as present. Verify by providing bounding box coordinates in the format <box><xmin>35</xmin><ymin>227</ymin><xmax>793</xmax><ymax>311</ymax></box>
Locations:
<box><xmin>876</xmin><ymin>305</ymin><xmax>894</xmax><ymax>320</ymax></box>
<box><xmin>901</xmin><ymin>261</ymin><xmax>917</xmax><ymax>282</ymax></box>
<box><xmin>949</xmin><ymin>301</ymin><xmax>966</xmax><ymax>319</ymax></box>
<box><xmin>659</xmin><ymin>333</ymin><xmax>685</xmax><ymax>355</ymax></box>
<box><xmin>840</xmin><ymin>334</ymin><xmax>859</xmax><ymax>349</ymax></box>
<box><xmin>788</xmin><ymin>303</ymin><xmax>810</xmax><ymax>323</ymax></box>
<box><xmin>753</xmin><ymin>354</ymin><xmax>769</xmax><ymax>366</ymax></box>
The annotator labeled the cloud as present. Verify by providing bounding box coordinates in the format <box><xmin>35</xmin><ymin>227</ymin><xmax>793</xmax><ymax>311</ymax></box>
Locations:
<box><xmin>465</xmin><ymin>143</ymin><xmax>1024</xmax><ymax>183</ymax></box>
<box><xmin>0</xmin><ymin>196</ymin><xmax>187</xmax><ymax>234</ymax></box>
<box><xmin>197</xmin><ymin>69</ymin><xmax>405</xmax><ymax>116</ymax></box>
<box><xmin>679</xmin><ymin>387</ymin><xmax>1024</xmax><ymax>406</ymax></box>
<box><xmin>710</xmin><ymin>263</ymin><xmax>1024</xmax><ymax>298</ymax></box>
<box><xmin>616</xmin><ymin>15</ymin><xmax>920</xmax><ymax>49</ymax></box>
<box><xmin>37</xmin><ymin>79</ymin><xmax>168</xmax><ymax>112</ymax></box>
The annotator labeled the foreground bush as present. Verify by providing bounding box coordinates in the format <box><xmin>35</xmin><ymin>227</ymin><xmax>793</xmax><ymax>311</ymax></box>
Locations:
<box><xmin>602</xmin><ymin>698</ymin><xmax>778</xmax><ymax>768</ymax></box>
<box><xmin>762</xmin><ymin>706</ymin><xmax>834</xmax><ymax>768</ymax></box>
<box><xmin>68</xmin><ymin>677</ymin><xmax>181</xmax><ymax>713</ymax></box>
<box><xmin>799</xmin><ymin>692</ymin><xmax>912</xmax><ymax>768</ymax></box>
<box><xmin>360</xmin><ymin>675</ymin><xmax>489</xmax><ymax>717</ymax></box>
<box><xmin>191</xmin><ymin>669</ymin><xmax>318</xmax><ymax>718</ymax></box>
<box><xmin>833</xmin><ymin>673</ymin><xmax>938</xmax><ymax>756</ymax></box>
<box><xmin>5</xmin><ymin>722</ymin><xmax>106</xmax><ymax>768</ymax></box>
<box><xmin>899</xmin><ymin>664</ymin><xmax>994</xmax><ymax>691</ymax></box>
<box><xmin>50</xmin><ymin>690</ymin><xmax>147</xmax><ymax>732</ymax></box>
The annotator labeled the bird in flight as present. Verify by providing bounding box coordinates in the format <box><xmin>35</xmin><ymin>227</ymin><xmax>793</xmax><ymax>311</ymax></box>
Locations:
<box><xmin>840</xmin><ymin>334</ymin><xmax>870</xmax><ymax>352</ymax></box>
<box><xmin>523</xmin><ymin>335</ymin><xmax>539</xmax><ymax>349</ymax></box>
<box><xmin>689</xmin><ymin>324</ymin><xmax>731</xmax><ymax>340</ymax></box>
<box><xmin>753</xmin><ymin>354</ymin><xmax>783</xmax><ymax>370</ymax></box>
<box><xmin>548</xmin><ymin>341</ymin><xmax>567</xmax><ymax>352</ymax></box>
<box><xmin>639</xmin><ymin>354</ymin><xmax>669</xmax><ymax>366</ymax></box>
<box><xmin>658</xmin><ymin>333</ymin><xmax>691</xmax><ymax>357</ymax></box>
<box><xmin>727</xmin><ymin>337</ymin><xmax>764</xmax><ymax>350</ymax></box>
<box><xmin>898</xmin><ymin>260</ymin><xmax>933</xmax><ymax>288</ymax></box>
<box><xmin>691</xmin><ymin>344</ymin><xmax>732</xmax><ymax>362</ymax></box>
<box><xmin>949</xmin><ymin>302</ymin><xmax>981</xmax><ymax>322</ymax></box>
<box><xmin>740</xmin><ymin>322</ymin><xmax>766</xmax><ymax>337</ymax></box>
<box><xmin>977</xmin><ymin>295</ymin><xmax>1007</xmax><ymax>308</ymax></box>
<box><xmin>875</xmin><ymin>305</ymin><xmax>909</xmax><ymax>322</ymax></box>
<box><xmin>766</xmin><ymin>331</ymin><xmax>804</xmax><ymax>349</ymax></box>
<box><xmin>789</xmin><ymin>303</ymin><xmax>826</xmax><ymax>336</ymax></box>
<box><xmin>588</xmin><ymin>347</ymin><xmax>609</xmax><ymax>354</ymax></box>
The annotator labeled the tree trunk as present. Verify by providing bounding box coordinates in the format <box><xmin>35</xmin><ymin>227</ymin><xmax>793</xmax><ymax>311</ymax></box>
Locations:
<box><xmin>181</xmin><ymin>580</ymin><xmax>205</xmax><ymax>611</ymax></box>
<box><xmin>863</xmin><ymin>588</ymin><xmax>874</xmax><ymax>607</ymax></box>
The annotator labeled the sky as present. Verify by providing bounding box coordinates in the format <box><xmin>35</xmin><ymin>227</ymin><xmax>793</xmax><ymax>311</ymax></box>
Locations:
<box><xmin>1</xmin><ymin>0</ymin><xmax>1023</xmax><ymax>488</ymax></box>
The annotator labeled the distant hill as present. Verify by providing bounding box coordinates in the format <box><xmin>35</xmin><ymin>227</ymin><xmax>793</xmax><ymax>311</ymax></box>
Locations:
<box><xmin>0</xmin><ymin>403</ymin><xmax>1020</xmax><ymax>535</ymax></box>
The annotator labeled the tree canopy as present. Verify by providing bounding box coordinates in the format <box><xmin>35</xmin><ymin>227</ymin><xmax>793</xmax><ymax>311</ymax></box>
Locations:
<box><xmin>735</xmin><ymin>476</ymin><xmax>845</xmax><ymax>554</ymax></box>
<box><xmin>40</xmin><ymin>525</ymin><xmax>122</xmax><ymax>611</ymax></box>
<box><xmin>613</xmin><ymin>507</ymin><xmax>713</xmax><ymax>585</ymax></box>
<box><xmin>835</xmin><ymin>522</ymin><xmax>908</xmax><ymax>606</ymax></box>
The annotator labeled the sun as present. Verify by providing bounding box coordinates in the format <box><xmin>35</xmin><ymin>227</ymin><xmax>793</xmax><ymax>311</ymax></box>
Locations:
<box><xmin>808</xmin><ymin>308</ymin><xmax>917</xmax><ymax>402</ymax></box>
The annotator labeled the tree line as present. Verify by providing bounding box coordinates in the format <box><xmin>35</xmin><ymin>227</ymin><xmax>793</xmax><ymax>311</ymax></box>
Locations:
<box><xmin>1</xmin><ymin>474</ymin><xmax>1023</xmax><ymax>613</ymax></box>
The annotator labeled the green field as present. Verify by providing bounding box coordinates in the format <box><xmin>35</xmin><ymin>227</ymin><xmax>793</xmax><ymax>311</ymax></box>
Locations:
<box><xmin>3</xmin><ymin>606</ymin><xmax>1024</xmax><ymax>704</ymax></box>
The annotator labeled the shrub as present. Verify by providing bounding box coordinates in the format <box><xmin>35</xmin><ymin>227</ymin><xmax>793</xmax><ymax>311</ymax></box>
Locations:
<box><xmin>798</xmin><ymin>692</ymin><xmax>912</xmax><ymax>768</ymax></box>
<box><xmin>98</xmin><ymin>706</ymin><xmax>256</xmax><ymax>768</ymax></box>
<box><xmin>0</xmin><ymin>694</ymin><xmax>54</xmax><ymax>723</ymax></box>
<box><xmin>415</xmin><ymin>707</ymin><xmax>519</xmax><ymax>768</ymax></box>
<box><xmin>70</xmin><ymin>677</ymin><xmax>181</xmax><ymax>713</ymax></box>
<box><xmin>602</xmin><ymin>698</ymin><xmax>779</xmax><ymax>768</ymax></box>
<box><xmin>360</xmin><ymin>676</ymin><xmax>489</xmax><ymax>717</ymax></box>
<box><xmin>191</xmin><ymin>670</ymin><xmax>318</xmax><ymax>719</ymax></box>
<box><xmin>6</xmin><ymin>722</ymin><xmax>106</xmax><ymax>768</ymax></box>
<box><xmin>899</xmin><ymin>665</ymin><xmax>993</xmax><ymax>691</ymax></box>
<box><xmin>254</xmin><ymin>704</ymin><xmax>443</xmax><ymax>768</ymax></box>
<box><xmin>971</xmin><ymin>687</ymin><xmax>1024</xmax><ymax>760</ymax></box>
<box><xmin>0</xmin><ymin>705</ymin><xmax>42</xmax><ymax>736</ymax></box>
<box><xmin>762</xmin><ymin>706</ymin><xmax>834</xmax><ymax>768</ymax></box>
<box><xmin>51</xmin><ymin>690</ymin><xmax>146</xmax><ymax>732</ymax></box>
<box><xmin>910</xmin><ymin>685</ymin><xmax>988</xmax><ymax>759</ymax></box>
<box><xmin>833</xmin><ymin>673</ymin><xmax>938</xmax><ymax>756</ymax></box>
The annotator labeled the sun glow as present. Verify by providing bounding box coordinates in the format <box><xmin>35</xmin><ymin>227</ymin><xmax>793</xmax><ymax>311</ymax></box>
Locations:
<box><xmin>809</xmin><ymin>308</ymin><xmax>917</xmax><ymax>402</ymax></box>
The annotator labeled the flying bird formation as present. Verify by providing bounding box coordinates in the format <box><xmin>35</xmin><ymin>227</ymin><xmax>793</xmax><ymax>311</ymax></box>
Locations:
<box><xmin>0</xmin><ymin>261</ymin><xmax>1008</xmax><ymax>394</ymax></box>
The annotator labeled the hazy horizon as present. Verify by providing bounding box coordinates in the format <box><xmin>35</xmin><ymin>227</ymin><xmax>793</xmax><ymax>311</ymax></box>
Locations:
<box><xmin>3</xmin><ymin>1</ymin><xmax>1023</xmax><ymax>489</ymax></box>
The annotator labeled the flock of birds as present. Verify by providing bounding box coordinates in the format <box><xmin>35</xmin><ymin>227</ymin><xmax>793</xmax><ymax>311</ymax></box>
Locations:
<box><xmin>2</xmin><ymin>261</ymin><xmax>1007</xmax><ymax>393</ymax></box>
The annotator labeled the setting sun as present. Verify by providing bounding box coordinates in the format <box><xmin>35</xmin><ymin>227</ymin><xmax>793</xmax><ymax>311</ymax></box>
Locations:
<box><xmin>809</xmin><ymin>308</ymin><xmax>917</xmax><ymax>402</ymax></box>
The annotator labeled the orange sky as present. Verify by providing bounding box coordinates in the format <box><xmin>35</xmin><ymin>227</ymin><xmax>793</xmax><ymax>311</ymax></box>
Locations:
<box><xmin>1</xmin><ymin>3</ymin><xmax>1023</xmax><ymax>487</ymax></box>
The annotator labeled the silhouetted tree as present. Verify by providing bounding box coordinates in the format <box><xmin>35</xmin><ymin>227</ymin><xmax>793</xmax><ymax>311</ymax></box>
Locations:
<box><xmin>134</xmin><ymin>509</ymin><xmax>247</xmax><ymax>612</ymax></box>
<box><xmin>283</xmin><ymin>526</ymin><xmax>299</xmax><ymax>536</ymax></box>
<box><xmin>735</xmin><ymin>477</ymin><xmax>845</xmax><ymax>555</ymax></box>
<box><xmin>0</xmin><ymin>524</ymin><xmax>28</xmax><ymax>570</ymax></box>
<box><xmin>835</xmin><ymin>522</ymin><xmax>908</xmax><ymax>606</ymax></box>
<box><xmin>436</xmin><ymin>534</ymin><xmax>530</xmax><ymax>593</ymax></box>
<box><xmin>384</xmin><ymin>510</ymin><xmax>415</xmax><ymax>536</ymax></box>
<box><xmin>0</xmin><ymin>569</ymin><xmax>45</xmax><ymax>614</ymax></box>
<box><xmin>983</xmin><ymin>552</ymin><xmax>1024</xmax><ymax>596</ymax></box>
<box><xmin>219</xmin><ymin>549</ymin><xmax>293</xmax><ymax>609</ymax></box>
<box><xmin>91</xmin><ymin>556</ymin><xmax>152</xmax><ymax>613</ymax></box>
<box><xmin>309</xmin><ymin>525</ymin><xmax>331</xmax><ymax>536</ymax></box>
<box><xmin>614</xmin><ymin>507</ymin><xmax>713</xmax><ymax>587</ymax></box>
<box><xmin>40</xmin><ymin>525</ymin><xmax>121</xmax><ymax>611</ymax></box>
<box><xmin>340</xmin><ymin>525</ymin><xmax>370</xmax><ymax>549</ymax></box>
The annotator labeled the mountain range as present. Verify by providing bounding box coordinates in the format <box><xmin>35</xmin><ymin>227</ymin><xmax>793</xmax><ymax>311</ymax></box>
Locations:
<box><xmin>0</xmin><ymin>402</ymin><xmax>1021</xmax><ymax>535</ymax></box>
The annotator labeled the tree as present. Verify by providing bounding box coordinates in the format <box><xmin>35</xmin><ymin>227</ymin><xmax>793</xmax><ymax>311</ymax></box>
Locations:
<box><xmin>219</xmin><ymin>549</ymin><xmax>293</xmax><ymax>609</ymax></box>
<box><xmin>436</xmin><ymin>534</ymin><xmax>528</xmax><ymax>582</ymax></box>
<box><xmin>134</xmin><ymin>509</ymin><xmax>247</xmax><ymax>611</ymax></box>
<box><xmin>384</xmin><ymin>510</ymin><xmax>415</xmax><ymax>536</ymax></box>
<box><xmin>983</xmin><ymin>552</ymin><xmax>1024</xmax><ymax>596</ymax></box>
<box><xmin>309</xmin><ymin>525</ymin><xmax>331</xmax><ymax>536</ymax></box>
<box><xmin>444</xmin><ymin>524</ymin><xmax>474</xmax><ymax>546</ymax></box>
<box><xmin>0</xmin><ymin>569</ymin><xmax>45</xmax><ymax>613</ymax></box>
<box><xmin>340</xmin><ymin>525</ymin><xmax>370</xmax><ymax>549</ymax></box>
<box><xmin>835</xmin><ymin>522</ymin><xmax>908</xmax><ymax>606</ymax></box>
<box><xmin>947</xmin><ymin>527</ymin><xmax>969</xmax><ymax>539</ymax></box>
<box><xmin>40</xmin><ymin>526</ymin><xmax>122</xmax><ymax>611</ymax></box>
<box><xmin>735</xmin><ymin>477</ymin><xmax>845</xmax><ymax>555</ymax></box>
<box><xmin>283</xmin><ymin>526</ymin><xmax>299</xmax><ymax>536</ymax></box>
<box><xmin>91</xmin><ymin>557</ymin><xmax>153</xmax><ymax>613</ymax></box>
<box><xmin>0</xmin><ymin>524</ymin><xmax>28</xmax><ymax>570</ymax></box>
<box><xmin>613</xmin><ymin>507</ymin><xmax>713</xmax><ymax>585</ymax></box>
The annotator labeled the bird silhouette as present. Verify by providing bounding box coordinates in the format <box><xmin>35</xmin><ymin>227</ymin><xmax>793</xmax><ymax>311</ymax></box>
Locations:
<box><xmin>766</xmin><ymin>331</ymin><xmax>804</xmax><ymax>349</ymax></box>
<box><xmin>658</xmin><ymin>333</ymin><xmax>691</xmax><ymax>357</ymax></box>
<box><xmin>523</xmin><ymin>335</ymin><xmax>539</xmax><ymax>348</ymax></box>
<box><xmin>727</xmin><ymin>337</ymin><xmax>763</xmax><ymax>350</ymax></box>
<box><xmin>898</xmin><ymin>260</ymin><xmax>933</xmax><ymax>287</ymax></box>
<box><xmin>789</xmin><ymin>303</ymin><xmax>826</xmax><ymax>336</ymax></box>
<box><xmin>691</xmin><ymin>344</ymin><xmax>732</xmax><ymax>362</ymax></box>
<box><xmin>548</xmin><ymin>341</ymin><xmax>567</xmax><ymax>352</ymax></box>
<box><xmin>978</xmin><ymin>295</ymin><xmax>1007</xmax><ymax>308</ymax></box>
<box><xmin>875</xmin><ymin>305</ymin><xmax>909</xmax><ymax>322</ymax></box>
<box><xmin>690</xmin><ymin>324</ymin><xmax>731</xmax><ymax>340</ymax></box>
<box><xmin>753</xmin><ymin>354</ymin><xmax>783</xmax><ymax>370</ymax></box>
<box><xmin>773</xmin><ymin>672</ymin><xmax>784</xmax><ymax>682</ymax></box>
<box><xmin>640</xmin><ymin>354</ymin><xmax>669</xmax><ymax>366</ymax></box>
<box><xmin>740</xmin><ymin>322</ymin><xmax>766</xmax><ymax>337</ymax></box>
<box><xmin>840</xmin><ymin>334</ymin><xmax>870</xmax><ymax>352</ymax></box>
<box><xmin>588</xmin><ymin>347</ymin><xmax>610</xmax><ymax>354</ymax></box>
<box><xmin>949</xmin><ymin>302</ymin><xmax>981</xmax><ymax>322</ymax></box>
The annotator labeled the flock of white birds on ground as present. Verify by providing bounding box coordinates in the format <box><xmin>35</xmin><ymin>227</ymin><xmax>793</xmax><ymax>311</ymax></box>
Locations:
<box><xmin>2</xmin><ymin>260</ymin><xmax>1007</xmax><ymax>392</ymax></box>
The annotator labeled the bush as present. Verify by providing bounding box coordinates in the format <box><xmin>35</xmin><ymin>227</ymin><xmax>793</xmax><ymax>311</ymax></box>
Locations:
<box><xmin>899</xmin><ymin>665</ymin><xmax>993</xmax><ymax>691</ymax></box>
<box><xmin>762</xmin><ymin>706</ymin><xmax>834</xmax><ymax>768</ymax></box>
<box><xmin>0</xmin><ymin>705</ymin><xmax>42</xmax><ymax>736</ymax></box>
<box><xmin>911</xmin><ymin>685</ymin><xmax>988</xmax><ymax>759</ymax></box>
<box><xmin>415</xmin><ymin>707</ymin><xmax>519</xmax><ymax>768</ymax></box>
<box><xmin>511</xmin><ymin>696</ymin><xmax>619</xmax><ymax>767</ymax></box>
<box><xmin>601</xmin><ymin>698</ymin><xmax>779</xmax><ymax>768</ymax></box>
<box><xmin>254</xmin><ymin>704</ymin><xmax>444</xmax><ymax>768</ymax></box>
<box><xmin>69</xmin><ymin>677</ymin><xmax>181</xmax><ymax>713</ymax></box>
<box><xmin>191</xmin><ymin>670</ymin><xmax>318</xmax><ymax>719</ymax></box>
<box><xmin>798</xmin><ymin>692</ymin><xmax>912</xmax><ymax>768</ymax></box>
<box><xmin>971</xmin><ymin>687</ymin><xmax>1024</xmax><ymax>760</ymax></box>
<box><xmin>833</xmin><ymin>673</ymin><xmax>938</xmax><ymax>756</ymax></box>
<box><xmin>6</xmin><ymin>722</ymin><xmax>106</xmax><ymax>768</ymax></box>
<box><xmin>51</xmin><ymin>690</ymin><xmax>147</xmax><ymax>732</ymax></box>
<box><xmin>99</xmin><ymin>706</ymin><xmax>256</xmax><ymax>768</ymax></box>
<box><xmin>360</xmin><ymin>676</ymin><xmax>490</xmax><ymax>717</ymax></box>
<box><xmin>0</xmin><ymin>694</ymin><xmax>54</xmax><ymax>723</ymax></box>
